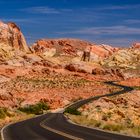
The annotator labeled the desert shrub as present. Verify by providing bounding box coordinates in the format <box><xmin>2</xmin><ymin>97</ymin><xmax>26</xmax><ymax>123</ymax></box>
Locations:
<box><xmin>88</xmin><ymin>119</ymin><xmax>101</xmax><ymax>127</ymax></box>
<box><xmin>65</xmin><ymin>108</ymin><xmax>81</xmax><ymax>115</ymax></box>
<box><xmin>133</xmin><ymin>86</ymin><xmax>140</xmax><ymax>90</ymax></box>
<box><xmin>125</xmin><ymin>118</ymin><xmax>134</xmax><ymax>128</ymax></box>
<box><xmin>102</xmin><ymin>124</ymin><xmax>124</xmax><ymax>132</ymax></box>
<box><xmin>102</xmin><ymin>114</ymin><xmax>108</xmax><ymax>121</ymax></box>
<box><xmin>132</xmin><ymin>126</ymin><xmax>140</xmax><ymax>135</ymax></box>
<box><xmin>18</xmin><ymin>101</ymin><xmax>49</xmax><ymax>115</ymax></box>
<box><xmin>0</xmin><ymin>108</ymin><xmax>7</xmax><ymax>119</ymax></box>
<box><xmin>102</xmin><ymin>112</ymin><xmax>112</xmax><ymax>121</ymax></box>
<box><xmin>94</xmin><ymin>121</ymin><xmax>101</xmax><ymax>127</ymax></box>
<box><xmin>0</xmin><ymin>108</ymin><xmax>11</xmax><ymax>119</ymax></box>
<box><xmin>71</xmin><ymin>97</ymin><xmax>83</xmax><ymax>103</ymax></box>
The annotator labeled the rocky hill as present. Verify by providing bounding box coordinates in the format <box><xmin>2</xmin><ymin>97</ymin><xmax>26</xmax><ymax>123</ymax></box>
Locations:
<box><xmin>103</xmin><ymin>47</ymin><xmax>140</xmax><ymax>69</ymax></box>
<box><xmin>31</xmin><ymin>38</ymin><xmax>93</xmax><ymax>56</ymax></box>
<box><xmin>68</xmin><ymin>88</ymin><xmax>140</xmax><ymax>136</ymax></box>
<box><xmin>31</xmin><ymin>39</ymin><xmax>117</xmax><ymax>61</ymax></box>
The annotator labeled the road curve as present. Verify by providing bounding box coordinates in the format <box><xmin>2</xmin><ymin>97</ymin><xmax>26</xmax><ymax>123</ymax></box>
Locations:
<box><xmin>1</xmin><ymin>82</ymin><xmax>140</xmax><ymax>140</ymax></box>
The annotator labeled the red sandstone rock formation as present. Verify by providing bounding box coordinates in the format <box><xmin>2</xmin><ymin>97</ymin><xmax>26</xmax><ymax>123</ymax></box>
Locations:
<box><xmin>90</xmin><ymin>44</ymin><xmax>118</xmax><ymax>58</ymax></box>
<box><xmin>0</xmin><ymin>21</ymin><xmax>29</xmax><ymax>52</ymax></box>
<box><xmin>31</xmin><ymin>38</ymin><xmax>93</xmax><ymax>56</ymax></box>
<box><xmin>92</xmin><ymin>67</ymin><xmax>124</xmax><ymax>79</ymax></box>
<box><xmin>31</xmin><ymin>39</ymin><xmax>117</xmax><ymax>59</ymax></box>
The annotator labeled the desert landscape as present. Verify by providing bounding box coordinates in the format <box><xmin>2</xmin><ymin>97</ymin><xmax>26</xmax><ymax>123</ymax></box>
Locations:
<box><xmin>0</xmin><ymin>20</ymin><xmax>139</xmax><ymax>138</ymax></box>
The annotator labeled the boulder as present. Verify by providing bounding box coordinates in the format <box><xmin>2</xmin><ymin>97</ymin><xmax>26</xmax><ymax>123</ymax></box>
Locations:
<box><xmin>65</xmin><ymin>62</ymin><xmax>93</xmax><ymax>73</ymax></box>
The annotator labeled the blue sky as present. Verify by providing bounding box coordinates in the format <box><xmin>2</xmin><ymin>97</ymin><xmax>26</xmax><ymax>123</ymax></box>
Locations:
<box><xmin>1</xmin><ymin>0</ymin><xmax>140</xmax><ymax>47</ymax></box>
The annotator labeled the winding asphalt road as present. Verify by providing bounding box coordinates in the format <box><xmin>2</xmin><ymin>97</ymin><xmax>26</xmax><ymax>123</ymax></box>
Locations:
<box><xmin>1</xmin><ymin>82</ymin><xmax>140</xmax><ymax>140</ymax></box>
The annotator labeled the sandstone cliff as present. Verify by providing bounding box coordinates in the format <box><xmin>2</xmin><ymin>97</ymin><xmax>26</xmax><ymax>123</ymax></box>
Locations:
<box><xmin>0</xmin><ymin>21</ymin><xmax>29</xmax><ymax>52</ymax></box>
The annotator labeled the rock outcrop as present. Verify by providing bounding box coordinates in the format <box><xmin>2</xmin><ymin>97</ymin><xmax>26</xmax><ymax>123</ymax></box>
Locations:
<box><xmin>65</xmin><ymin>62</ymin><xmax>93</xmax><ymax>73</ymax></box>
<box><xmin>31</xmin><ymin>39</ymin><xmax>117</xmax><ymax>61</ymax></box>
<box><xmin>31</xmin><ymin>38</ymin><xmax>93</xmax><ymax>56</ymax></box>
<box><xmin>90</xmin><ymin>44</ymin><xmax>118</xmax><ymax>58</ymax></box>
<box><xmin>0</xmin><ymin>21</ymin><xmax>29</xmax><ymax>52</ymax></box>
<box><xmin>103</xmin><ymin>47</ymin><xmax>140</xmax><ymax>69</ymax></box>
<box><xmin>92</xmin><ymin>67</ymin><xmax>124</xmax><ymax>79</ymax></box>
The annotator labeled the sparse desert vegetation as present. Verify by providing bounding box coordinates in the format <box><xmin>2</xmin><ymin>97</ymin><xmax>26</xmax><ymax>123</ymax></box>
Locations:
<box><xmin>0</xmin><ymin>65</ymin><xmax>121</xmax><ymax>128</ymax></box>
<box><xmin>67</xmin><ymin>88</ymin><xmax>140</xmax><ymax>136</ymax></box>
<box><xmin>0</xmin><ymin>108</ymin><xmax>12</xmax><ymax>119</ymax></box>
<box><xmin>65</xmin><ymin>108</ymin><xmax>81</xmax><ymax>115</ymax></box>
<box><xmin>18</xmin><ymin>101</ymin><xmax>49</xmax><ymax>115</ymax></box>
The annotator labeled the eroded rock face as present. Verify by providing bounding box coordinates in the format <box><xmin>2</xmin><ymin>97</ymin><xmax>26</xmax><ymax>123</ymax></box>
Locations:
<box><xmin>103</xmin><ymin>47</ymin><xmax>140</xmax><ymax>69</ymax></box>
<box><xmin>31</xmin><ymin>39</ymin><xmax>117</xmax><ymax>61</ymax></box>
<box><xmin>31</xmin><ymin>38</ymin><xmax>93</xmax><ymax>56</ymax></box>
<box><xmin>92</xmin><ymin>67</ymin><xmax>124</xmax><ymax>79</ymax></box>
<box><xmin>90</xmin><ymin>44</ymin><xmax>118</xmax><ymax>58</ymax></box>
<box><xmin>0</xmin><ymin>21</ymin><xmax>29</xmax><ymax>52</ymax></box>
<box><xmin>65</xmin><ymin>63</ymin><xmax>92</xmax><ymax>73</ymax></box>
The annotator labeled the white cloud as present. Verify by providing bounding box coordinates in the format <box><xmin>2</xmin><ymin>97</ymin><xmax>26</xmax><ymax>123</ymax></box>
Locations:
<box><xmin>61</xmin><ymin>26</ymin><xmax>140</xmax><ymax>35</ymax></box>
<box><xmin>95</xmin><ymin>38</ymin><xmax>136</xmax><ymax>47</ymax></box>
<box><xmin>95</xmin><ymin>4</ymin><xmax>140</xmax><ymax>11</ymax></box>
<box><xmin>1</xmin><ymin>18</ymin><xmax>43</xmax><ymax>24</ymax></box>
<box><xmin>124</xmin><ymin>19</ymin><xmax>140</xmax><ymax>24</ymax></box>
<box><xmin>21</xmin><ymin>6</ymin><xmax>60</xmax><ymax>14</ymax></box>
<box><xmin>2</xmin><ymin>18</ymin><xmax>30</xmax><ymax>23</ymax></box>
